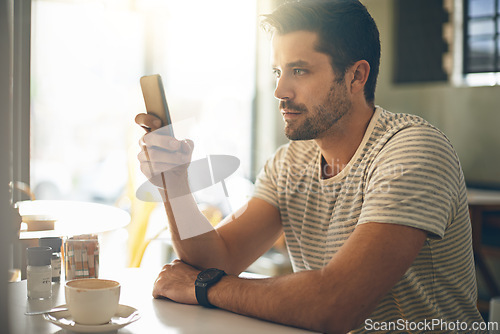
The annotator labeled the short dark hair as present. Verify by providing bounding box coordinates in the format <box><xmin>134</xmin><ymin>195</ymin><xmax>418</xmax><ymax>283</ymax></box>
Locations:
<box><xmin>262</xmin><ymin>0</ymin><xmax>381</xmax><ymax>103</ymax></box>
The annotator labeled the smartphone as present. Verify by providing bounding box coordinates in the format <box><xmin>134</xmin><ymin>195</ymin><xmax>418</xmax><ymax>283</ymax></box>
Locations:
<box><xmin>140</xmin><ymin>74</ymin><xmax>174</xmax><ymax>136</ymax></box>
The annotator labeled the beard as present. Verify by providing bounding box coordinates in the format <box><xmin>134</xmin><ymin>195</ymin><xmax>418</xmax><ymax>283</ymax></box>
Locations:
<box><xmin>281</xmin><ymin>79</ymin><xmax>351</xmax><ymax>141</ymax></box>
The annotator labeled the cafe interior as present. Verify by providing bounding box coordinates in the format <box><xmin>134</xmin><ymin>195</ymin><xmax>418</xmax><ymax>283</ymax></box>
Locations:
<box><xmin>1</xmin><ymin>0</ymin><xmax>500</xmax><ymax>332</ymax></box>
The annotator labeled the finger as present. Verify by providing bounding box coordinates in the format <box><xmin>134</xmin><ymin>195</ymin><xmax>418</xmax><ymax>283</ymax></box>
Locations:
<box><xmin>180</xmin><ymin>139</ymin><xmax>194</xmax><ymax>154</ymax></box>
<box><xmin>152</xmin><ymin>266</ymin><xmax>173</xmax><ymax>297</ymax></box>
<box><xmin>137</xmin><ymin>149</ymin><xmax>148</xmax><ymax>162</ymax></box>
<box><xmin>152</xmin><ymin>280</ymin><xmax>164</xmax><ymax>299</ymax></box>
<box><xmin>152</xmin><ymin>149</ymin><xmax>191</xmax><ymax>165</ymax></box>
<box><xmin>140</xmin><ymin>126</ymin><xmax>152</xmax><ymax>133</ymax></box>
<box><xmin>138</xmin><ymin>133</ymin><xmax>170</xmax><ymax>148</ymax></box>
<box><xmin>143</xmin><ymin>132</ymin><xmax>182</xmax><ymax>152</ymax></box>
<box><xmin>138</xmin><ymin>134</ymin><xmax>147</xmax><ymax>146</ymax></box>
<box><xmin>135</xmin><ymin>113</ymin><xmax>163</xmax><ymax>128</ymax></box>
<box><xmin>135</xmin><ymin>113</ymin><xmax>163</xmax><ymax>131</ymax></box>
<box><xmin>139</xmin><ymin>148</ymin><xmax>190</xmax><ymax>166</ymax></box>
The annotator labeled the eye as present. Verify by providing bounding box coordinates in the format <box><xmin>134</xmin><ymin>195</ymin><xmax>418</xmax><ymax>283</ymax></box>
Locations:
<box><xmin>293</xmin><ymin>68</ymin><xmax>307</xmax><ymax>76</ymax></box>
<box><xmin>272</xmin><ymin>68</ymin><xmax>281</xmax><ymax>79</ymax></box>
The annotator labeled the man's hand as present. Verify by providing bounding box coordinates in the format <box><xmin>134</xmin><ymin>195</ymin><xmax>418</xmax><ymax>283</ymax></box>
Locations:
<box><xmin>153</xmin><ymin>259</ymin><xmax>200</xmax><ymax>305</ymax></box>
<box><xmin>137</xmin><ymin>129</ymin><xmax>194</xmax><ymax>184</ymax></box>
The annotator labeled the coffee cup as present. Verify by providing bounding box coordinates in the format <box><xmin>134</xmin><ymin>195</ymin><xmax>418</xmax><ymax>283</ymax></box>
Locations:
<box><xmin>65</xmin><ymin>278</ymin><xmax>120</xmax><ymax>325</ymax></box>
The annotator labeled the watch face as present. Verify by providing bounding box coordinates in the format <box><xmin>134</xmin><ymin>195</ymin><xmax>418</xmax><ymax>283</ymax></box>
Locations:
<box><xmin>197</xmin><ymin>268</ymin><xmax>223</xmax><ymax>283</ymax></box>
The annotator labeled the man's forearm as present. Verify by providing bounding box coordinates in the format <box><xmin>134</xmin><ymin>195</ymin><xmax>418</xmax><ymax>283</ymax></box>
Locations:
<box><xmin>207</xmin><ymin>271</ymin><xmax>361</xmax><ymax>334</ymax></box>
<box><xmin>161</xmin><ymin>191</ymin><xmax>231</xmax><ymax>271</ymax></box>
<box><xmin>203</xmin><ymin>223</ymin><xmax>428</xmax><ymax>333</ymax></box>
<box><xmin>153</xmin><ymin>224</ymin><xmax>425</xmax><ymax>333</ymax></box>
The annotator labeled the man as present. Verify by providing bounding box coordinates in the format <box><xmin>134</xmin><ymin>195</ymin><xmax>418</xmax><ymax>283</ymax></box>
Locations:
<box><xmin>136</xmin><ymin>1</ymin><xmax>486</xmax><ymax>333</ymax></box>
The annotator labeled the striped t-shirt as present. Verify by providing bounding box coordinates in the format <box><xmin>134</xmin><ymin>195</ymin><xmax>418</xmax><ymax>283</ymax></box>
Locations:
<box><xmin>253</xmin><ymin>107</ymin><xmax>485</xmax><ymax>333</ymax></box>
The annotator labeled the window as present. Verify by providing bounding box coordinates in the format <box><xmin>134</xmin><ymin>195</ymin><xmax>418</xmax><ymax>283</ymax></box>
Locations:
<box><xmin>30</xmin><ymin>0</ymin><xmax>256</xmax><ymax>210</ymax></box>
<box><xmin>30</xmin><ymin>0</ymin><xmax>258</xmax><ymax>271</ymax></box>
<box><xmin>461</xmin><ymin>0</ymin><xmax>500</xmax><ymax>85</ymax></box>
<box><xmin>463</xmin><ymin>0</ymin><xmax>500</xmax><ymax>74</ymax></box>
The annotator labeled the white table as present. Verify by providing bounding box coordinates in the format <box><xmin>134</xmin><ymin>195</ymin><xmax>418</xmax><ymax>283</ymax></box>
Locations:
<box><xmin>16</xmin><ymin>200</ymin><xmax>130</xmax><ymax>239</ymax></box>
<box><xmin>8</xmin><ymin>268</ymin><xmax>317</xmax><ymax>334</ymax></box>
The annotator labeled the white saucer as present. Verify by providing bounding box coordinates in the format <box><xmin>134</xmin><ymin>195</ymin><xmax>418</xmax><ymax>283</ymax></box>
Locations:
<box><xmin>43</xmin><ymin>304</ymin><xmax>140</xmax><ymax>333</ymax></box>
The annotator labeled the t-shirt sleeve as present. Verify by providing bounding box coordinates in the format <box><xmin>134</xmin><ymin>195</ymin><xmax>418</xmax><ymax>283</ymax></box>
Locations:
<box><xmin>358</xmin><ymin>126</ymin><xmax>461</xmax><ymax>239</ymax></box>
<box><xmin>252</xmin><ymin>145</ymin><xmax>289</xmax><ymax>209</ymax></box>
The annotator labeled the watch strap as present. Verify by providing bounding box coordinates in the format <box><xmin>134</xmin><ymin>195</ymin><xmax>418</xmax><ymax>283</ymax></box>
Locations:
<box><xmin>195</xmin><ymin>281</ymin><xmax>214</xmax><ymax>308</ymax></box>
<box><xmin>195</xmin><ymin>268</ymin><xmax>226</xmax><ymax>308</ymax></box>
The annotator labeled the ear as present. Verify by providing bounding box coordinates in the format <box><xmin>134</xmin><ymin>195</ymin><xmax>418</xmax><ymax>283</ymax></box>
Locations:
<box><xmin>347</xmin><ymin>60</ymin><xmax>370</xmax><ymax>96</ymax></box>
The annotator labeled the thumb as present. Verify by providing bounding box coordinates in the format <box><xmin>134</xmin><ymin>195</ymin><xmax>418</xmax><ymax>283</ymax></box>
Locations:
<box><xmin>181</xmin><ymin>139</ymin><xmax>194</xmax><ymax>154</ymax></box>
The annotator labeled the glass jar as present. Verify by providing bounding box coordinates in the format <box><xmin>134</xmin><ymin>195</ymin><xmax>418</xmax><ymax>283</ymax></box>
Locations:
<box><xmin>64</xmin><ymin>234</ymin><xmax>99</xmax><ymax>280</ymax></box>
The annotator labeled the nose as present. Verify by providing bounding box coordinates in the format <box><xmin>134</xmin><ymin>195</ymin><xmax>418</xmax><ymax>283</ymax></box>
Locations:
<box><xmin>274</xmin><ymin>76</ymin><xmax>294</xmax><ymax>101</ymax></box>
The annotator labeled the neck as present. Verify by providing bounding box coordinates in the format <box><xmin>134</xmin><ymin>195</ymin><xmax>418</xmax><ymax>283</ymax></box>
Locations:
<box><xmin>315</xmin><ymin>104</ymin><xmax>375</xmax><ymax>179</ymax></box>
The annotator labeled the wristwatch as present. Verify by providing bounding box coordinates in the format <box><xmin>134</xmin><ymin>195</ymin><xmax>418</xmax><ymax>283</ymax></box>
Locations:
<box><xmin>195</xmin><ymin>268</ymin><xmax>226</xmax><ymax>308</ymax></box>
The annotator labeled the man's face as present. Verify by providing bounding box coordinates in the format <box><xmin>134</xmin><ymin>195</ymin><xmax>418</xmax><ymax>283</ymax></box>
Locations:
<box><xmin>271</xmin><ymin>31</ymin><xmax>352</xmax><ymax>140</ymax></box>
